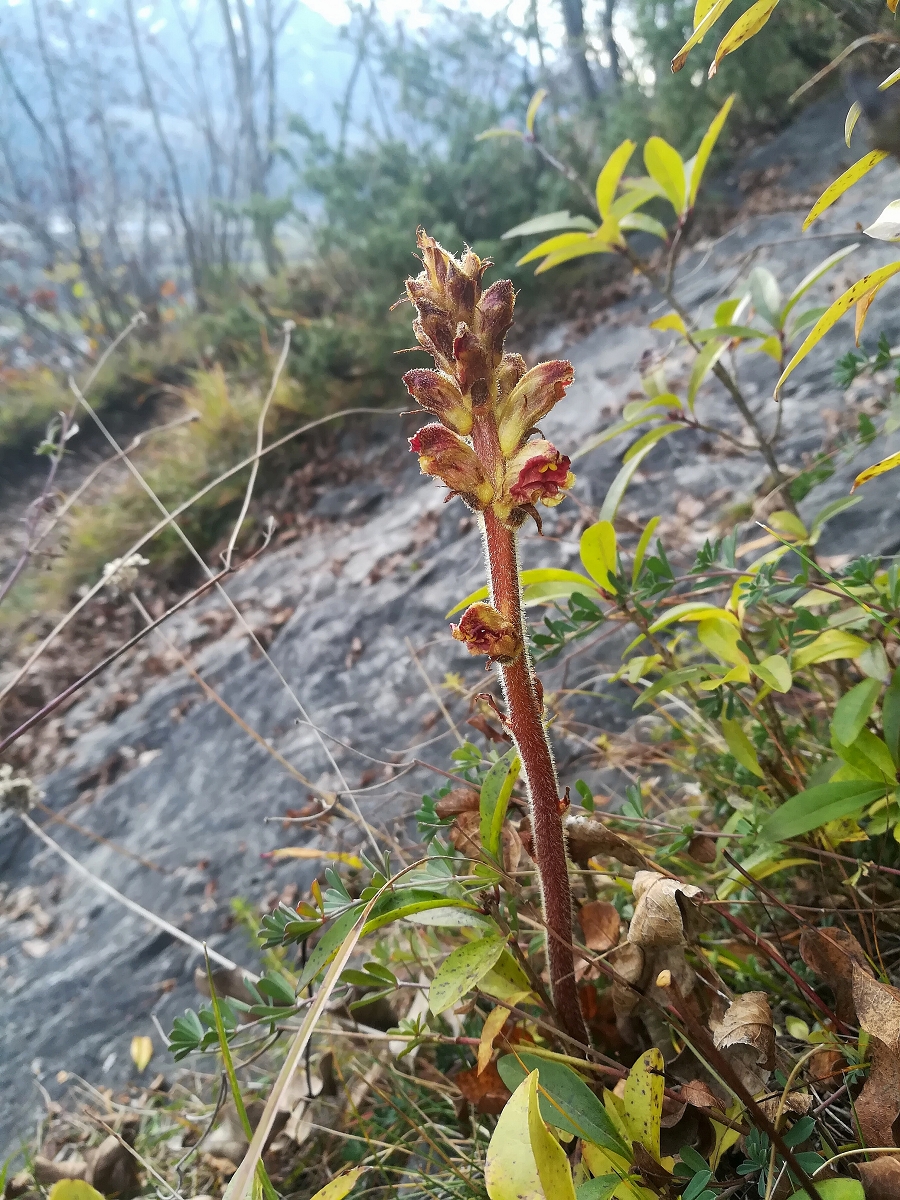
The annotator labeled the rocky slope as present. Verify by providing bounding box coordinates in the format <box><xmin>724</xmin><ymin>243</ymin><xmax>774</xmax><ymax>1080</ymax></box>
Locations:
<box><xmin>1</xmin><ymin>95</ymin><xmax>899</xmax><ymax>1151</ymax></box>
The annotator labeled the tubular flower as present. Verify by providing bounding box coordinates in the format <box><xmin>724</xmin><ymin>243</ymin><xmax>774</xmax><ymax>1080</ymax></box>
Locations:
<box><xmin>475</xmin><ymin>279</ymin><xmax>515</xmax><ymax>368</ymax></box>
<box><xmin>501</xmin><ymin>440</ymin><xmax>575</xmax><ymax>517</ymax></box>
<box><xmin>496</xmin><ymin>360</ymin><xmax>575</xmax><ymax>456</ymax></box>
<box><xmin>409</xmin><ymin>424</ymin><xmax>494</xmax><ymax>510</ymax></box>
<box><xmin>403</xmin><ymin>369</ymin><xmax>472</xmax><ymax>436</ymax></box>
<box><xmin>451</xmin><ymin>602</ymin><xmax>523</xmax><ymax>663</ymax></box>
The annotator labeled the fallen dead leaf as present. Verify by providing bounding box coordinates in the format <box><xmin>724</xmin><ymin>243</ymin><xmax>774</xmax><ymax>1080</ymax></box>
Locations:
<box><xmin>857</xmin><ymin>1155</ymin><xmax>900</xmax><ymax>1198</ymax></box>
<box><xmin>454</xmin><ymin>1060</ymin><xmax>511</xmax><ymax>1114</ymax></box>
<box><xmin>579</xmin><ymin>901</ymin><xmax>621</xmax><ymax>952</ymax></box>
<box><xmin>853</xmin><ymin>962</ymin><xmax>900</xmax><ymax>1053</ymax></box>
<box><xmin>807</xmin><ymin>1048</ymin><xmax>845</xmax><ymax>1089</ymax></box>
<box><xmin>628</xmin><ymin>873</ymin><xmax>703</xmax><ymax>949</ymax></box>
<box><xmin>679</xmin><ymin>1079</ymin><xmax>725</xmax><ymax>1114</ymax></box>
<box><xmin>434</xmin><ymin>788</ymin><xmax>480</xmax><ymax>818</ymax></box>
<box><xmin>710</xmin><ymin>992</ymin><xmax>774</xmax><ymax>1096</ymax></box>
<box><xmin>448</xmin><ymin>810</ymin><xmax>481</xmax><ymax>858</ymax></box>
<box><xmin>856</xmin><ymin>1038</ymin><xmax>900</xmax><ymax>1148</ymax></box>
<box><xmin>564</xmin><ymin>814</ymin><xmax>653</xmax><ymax>869</ymax></box>
<box><xmin>800</xmin><ymin>927</ymin><xmax>872</xmax><ymax>1023</ymax></box>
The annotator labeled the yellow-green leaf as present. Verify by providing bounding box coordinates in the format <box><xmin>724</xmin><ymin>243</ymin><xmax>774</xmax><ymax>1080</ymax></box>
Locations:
<box><xmin>803</xmin><ymin>150</ymin><xmax>889</xmax><ymax>231</ymax></box>
<box><xmin>481</xmin><ymin>748</ymin><xmax>521</xmax><ymax>859</ymax></box>
<box><xmin>688</xmin><ymin>338</ymin><xmax>727</xmax><ymax>411</ymax></box>
<box><xmin>48</xmin><ymin>1184</ymin><xmax>105</xmax><ymax>1200</ymax></box>
<box><xmin>525</xmin><ymin>89</ymin><xmax>548</xmax><ymax>135</ymax></box>
<box><xmin>775</xmin><ymin>261</ymin><xmax>900</xmax><ymax>398</ymax></box>
<box><xmin>708</xmin><ymin>0</ymin><xmax>779</xmax><ymax>77</ymax></box>
<box><xmin>624</xmin><ymin>423</ymin><xmax>685</xmax><ymax>462</ymax></box>
<box><xmin>853</xmin><ymin>449</ymin><xmax>900</xmax><ymax>491</ymax></box>
<box><xmin>650</xmin><ymin>313</ymin><xmax>687</xmax><ymax>336</ymax></box>
<box><xmin>620</xmin><ymin>212</ymin><xmax>669</xmax><ymax>239</ymax></box>
<box><xmin>752</xmin><ymin>654</ymin><xmax>792</xmax><ymax>693</ymax></box>
<box><xmin>429</xmin><ymin>936</ymin><xmax>507</xmax><ymax>1014</ymax></box>
<box><xmin>598</xmin><ymin>438</ymin><xmax>677</xmax><ymax>521</ymax></box>
<box><xmin>485</xmin><ymin>1071</ymin><xmax>544</xmax><ymax>1200</ymax></box>
<box><xmin>308</xmin><ymin>1171</ymin><xmax>365</xmax><ymax>1200</ymax></box>
<box><xmin>580</xmin><ymin>520</ymin><xmax>617</xmax><ymax>590</ymax></box>
<box><xmin>722</xmin><ymin>717</ymin><xmax>764</xmax><ymax>777</ymax></box>
<box><xmin>633</xmin><ymin>516</ymin><xmax>661</xmax><ymax>584</ymax></box>
<box><xmin>793</xmin><ymin>628</ymin><xmax>869</xmax><ymax>670</ymax></box>
<box><xmin>622</xmin><ymin>1048</ymin><xmax>663</xmax><ymax>1161</ymax></box>
<box><xmin>688</xmin><ymin>94</ymin><xmax>735</xmax><ymax>205</ymax></box>
<box><xmin>533</xmin><ymin>236</ymin><xmax>617</xmax><ymax>273</ymax></box>
<box><xmin>672</xmin><ymin>0</ymin><xmax>734</xmax><ymax>71</ymax></box>
<box><xmin>527</xmin><ymin>1072</ymin><xmax>577</xmax><ymax>1200</ymax></box>
<box><xmin>446</xmin><ymin>568</ymin><xmax>594</xmax><ymax>618</ymax></box>
<box><xmin>130</xmin><ymin>1034</ymin><xmax>153</xmax><ymax>1072</ymax></box>
<box><xmin>698</xmin><ymin>617</ymin><xmax>747</xmax><ymax>665</ymax></box>
<box><xmin>643</xmin><ymin>137</ymin><xmax>686</xmax><ymax>214</ymax></box>
<box><xmin>649</xmin><ymin>602</ymin><xmax>739</xmax><ymax>633</ymax></box>
<box><xmin>596</xmin><ymin>141</ymin><xmax>636</xmax><ymax>220</ymax></box>
<box><xmin>766</xmin><ymin>510</ymin><xmax>808</xmax><ymax>540</ymax></box>
<box><xmin>518</xmin><ymin>231</ymin><xmax>596</xmax><ymax>265</ymax></box>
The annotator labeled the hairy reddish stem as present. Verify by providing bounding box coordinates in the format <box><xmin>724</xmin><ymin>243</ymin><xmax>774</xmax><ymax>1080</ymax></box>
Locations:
<box><xmin>473</xmin><ymin>408</ymin><xmax>587</xmax><ymax>1046</ymax></box>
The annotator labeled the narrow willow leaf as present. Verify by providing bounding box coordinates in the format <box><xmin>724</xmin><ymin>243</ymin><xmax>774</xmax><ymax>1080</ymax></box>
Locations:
<box><xmin>624</xmin><ymin>423</ymin><xmax>684</xmax><ymax>462</ymax></box>
<box><xmin>620</xmin><ymin>211</ymin><xmax>669</xmax><ymax>239</ymax></box>
<box><xmin>688</xmin><ymin>339</ymin><xmax>727</xmax><ymax>410</ymax></box>
<box><xmin>852</xmin><ymin>450</ymin><xmax>900</xmax><ymax>491</ymax></box>
<box><xmin>693</xmin><ymin>324</ymin><xmax>767</xmax><ymax>342</ymax></box>
<box><xmin>643</xmin><ymin>137</ymin><xmax>686</xmax><ymax>213</ymax></box>
<box><xmin>761</xmin><ymin>781</ymin><xmax>888</xmax><ymax>842</ymax></box>
<box><xmin>596</xmin><ymin>141</ymin><xmax>636</xmax><ymax>220</ymax></box>
<box><xmin>485</xmin><ymin>1071</ymin><xmax>544</xmax><ymax>1200</ymax></box>
<box><xmin>481</xmin><ymin>748</ymin><xmax>520</xmax><ymax>859</ymax></box>
<box><xmin>527</xmin><ymin>1072</ymin><xmax>578</xmax><ymax>1200</ymax></box>
<box><xmin>446</xmin><ymin>568</ymin><xmax>593</xmax><ymax>618</ymax></box>
<box><xmin>632</xmin><ymin>516</ymin><xmax>661</xmax><ymax>583</ymax></box>
<box><xmin>599</xmin><ymin>438</ymin><xmax>675</xmax><ymax>522</ymax></box>
<box><xmin>775</xmin><ymin>261</ymin><xmax>900</xmax><ymax>397</ymax></box>
<box><xmin>694</xmin><ymin>0</ymin><xmax>720</xmax><ymax>27</ymax></box>
<box><xmin>308</xmin><ymin>1171</ymin><xmax>365</xmax><ymax>1200</ymax></box>
<box><xmin>534</xmin><ymin>236</ymin><xmax>617</xmax><ymax>273</ymax></box>
<box><xmin>781</xmin><ymin>242</ymin><xmax>859</xmax><ymax>323</ymax></box>
<box><xmin>722</xmin><ymin>716</ymin><xmax>764</xmax><ymax>776</ymax></box>
<box><xmin>497</xmin><ymin>1053</ymin><xmax>629</xmax><ymax>1155</ymax></box>
<box><xmin>523</xmin><ymin>580</ymin><xmax>603</xmax><ymax>607</ymax></box>
<box><xmin>429</xmin><ymin>936</ymin><xmax>507</xmax><ymax>1014</ymax></box>
<box><xmin>580</xmin><ymin>520</ymin><xmax>617</xmax><ymax>589</ymax></box>
<box><xmin>503</xmin><ymin>212</ymin><xmax>598</xmax><ymax>239</ymax></box>
<box><xmin>572</xmin><ymin>412</ymin><xmax>667</xmax><ymax>460</ymax></box>
<box><xmin>622</xmin><ymin>1048</ymin><xmax>664</xmax><ymax>1161</ymax></box>
<box><xmin>688</xmin><ymin>93</ymin><xmax>735</xmax><ymax>205</ymax></box>
<box><xmin>832</xmin><ymin>677</ymin><xmax>881</xmax><ymax>747</ymax></box>
<box><xmin>709</xmin><ymin>0</ymin><xmax>779</xmax><ymax>77</ymax></box>
<box><xmin>672</xmin><ymin>0</ymin><xmax>733</xmax><ymax>71</ymax></box>
<box><xmin>803</xmin><ymin>150</ymin><xmax>889</xmax><ymax>231</ymax></box>
<box><xmin>518</xmin><ymin>231</ymin><xmax>596</xmax><ymax>265</ymax></box>
<box><xmin>648</xmin><ymin>601</ymin><xmax>739</xmax><ymax>633</ymax></box>
<box><xmin>525</xmin><ymin>88</ymin><xmax>548</xmax><ymax>135</ymax></box>
<box><xmin>635</xmin><ymin>667</ymin><xmax>705</xmax><ymax>706</ymax></box>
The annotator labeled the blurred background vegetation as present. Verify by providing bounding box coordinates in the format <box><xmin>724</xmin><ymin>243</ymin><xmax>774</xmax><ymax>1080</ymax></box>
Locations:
<box><xmin>0</xmin><ymin>0</ymin><xmax>877</xmax><ymax>614</ymax></box>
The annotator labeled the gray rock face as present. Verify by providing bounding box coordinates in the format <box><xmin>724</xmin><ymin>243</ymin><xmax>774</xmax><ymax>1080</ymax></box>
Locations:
<box><xmin>2</xmin><ymin>99</ymin><xmax>900</xmax><ymax>1150</ymax></box>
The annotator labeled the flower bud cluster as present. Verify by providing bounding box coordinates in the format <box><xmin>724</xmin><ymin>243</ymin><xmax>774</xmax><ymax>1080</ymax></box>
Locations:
<box><xmin>404</xmin><ymin>228</ymin><xmax>575</xmax><ymax>528</ymax></box>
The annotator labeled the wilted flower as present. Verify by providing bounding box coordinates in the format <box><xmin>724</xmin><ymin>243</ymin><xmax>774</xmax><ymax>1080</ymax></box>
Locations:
<box><xmin>503</xmin><ymin>440</ymin><xmax>575</xmax><ymax>512</ymax></box>
<box><xmin>403</xmin><ymin>369</ymin><xmax>472</xmax><ymax>435</ymax></box>
<box><xmin>409</xmin><ymin>424</ymin><xmax>494</xmax><ymax>510</ymax></box>
<box><xmin>451</xmin><ymin>602</ymin><xmax>522</xmax><ymax>663</ymax></box>
<box><xmin>102</xmin><ymin>553</ymin><xmax>150</xmax><ymax>593</ymax></box>
<box><xmin>496</xmin><ymin>360</ymin><xmax>574</xmax><ymax>456</ymax></box>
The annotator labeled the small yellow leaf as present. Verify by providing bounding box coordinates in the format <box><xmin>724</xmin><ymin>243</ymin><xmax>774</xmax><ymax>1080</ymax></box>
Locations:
<box><xmin>596</xmin><ymin>141</ymin><xmax>636</xmax><ymax>220</ymax></box>
<box><xmin>269</xmin><ymin>848</ymin><xmax>364</xmax><ymax>868</ymax></box>
<box><xmin>650</xmin><ymin>313</ymin><xmax>687</xmax><ymax>335</ymax></box>
<box><xmin>478</xmin><ymin>1007</ymin><xmax>510</xmax><ymax>1075</ymax></box>
<box><xmin>845</xmin><ymin>101</ymin><xmax>862</xmax><ymax>147</ymax></box>
<box><xmin>48</xmin><ymin>1186</ymin><xmax>105</xmax><ymax>1200</ymax></box>
<box><xmin>803</xmin><ymin>150</ymin><xmax>889</xmax><ymax>231</ymax></box>
<box><xmin>708</xmin><ymin>0</ymin><xmax>779</xmax><ymax>77</ymax></box>
<box><xmin>525</xmin><ymin>89</ymin><xmax>548</xmax><ymax>135</ymax></box>
<box><xmin>130</xmin><ymin>1035</ymin><xmax>153</xmax><ymax>1073</ymax></box>
<box><xmin>580</xmin><ymin>520</ymin><xmax>617</xmax><ymax>591</ymax></box>
<box><xmin>622</xmin><ymin>1048</ymin><xmax>664</xmax><ymax>1161</ymax></box>
<box><xmin>308</xmin><ymin>1169</ymin><xmax>365</xmax><ymax>1200</ymax></box>
<box><xmin>853</xmin><ymin>450</ymin><xmax>900</xmax><ymax>491</ymax></box>
<box><xmin>672</xmin><ymin>0</ymin><xmax>733</xmax><ymax>71</ymax></box>
<box><xmin>688</xmin><ymin>93</ymin><xmax>735</xmax><ymax>205</ymax></box>
<box><xmin>775</xmin><ymin>260</ymin><xmax>900</xmax><ymax>397</ymax></box>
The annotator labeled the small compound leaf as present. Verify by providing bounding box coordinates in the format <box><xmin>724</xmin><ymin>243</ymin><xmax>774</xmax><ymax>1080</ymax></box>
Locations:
<box><xmin>429</xmin><ymin>936</ymin><xmax>507</xmax><ymax>1014</ymax></box>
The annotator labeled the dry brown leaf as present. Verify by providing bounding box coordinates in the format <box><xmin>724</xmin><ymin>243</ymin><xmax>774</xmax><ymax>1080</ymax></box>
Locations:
<box><xmin>628</xmin><ymin>873</ymin><xmax>703</xmax><ymax>949</ymax></box>
<box><xmin>687</xmin><ymin>834</ymin><xmax>717</xmax><ymax>864</ymax></box>
<box><xmin>454</xmin><ymin>1060</ymin><xmax>511</xmax><ymax>1114</ymax></box>
<box><xmin>32</xmin><ymin>1159</ymin><xmax>88</xmax><ymax>1185</ymax></box>
<box><xmin>856</xmin><ymin>1038</ymin><xmax>900</xmax><ymax>1148</ymax></box>
<box><xmin>807</xmin><ymin>1048</ymin><xmax>845</xmax><ymax>1089</ymax></box>
<box><xmin>87</xmin><ymin>1134</ymin><xmax>140</xmax><ymax>1198</ymax></box>
<box><xmin>679</xmin><ymin>1079</ymin><xmax>725</xmax><ymax>1114</ymax></box>
<box><xmin>857</xmin><ymin>1155</ymin><xmax>900</xmax><ymax>1198</ymax></box>
<box><xmin>710</xmin><ymin>992</ymin><xmax>774</xmax><ymax>1096</ymax></box>
<box><xmin>448</xmin><ymin>810</ymin><xmax>481</xmax><ymax>858</ymax></box>
<box><xmin>435</xmin><ymin>787</ymin><xmax>480</xmax><ymax>818</ymax></box>
<box><xmin>853</xmin><ymin>963</ymin><xmax>900</xmax><ymax>1053</ymax></box>
<box><xmin>501</xmin><ymin>823</ymin><xmax>523</xmax><ymax>875</ymax></box>
<box><xmin>579</xmin><ymin>901</ymin><xmax>622</xmax><ymax>952</ymax></box>
<box><xmin>564</xmin><ymin>814</ymin><xmax>653</xmax><ymax>869</ymax></box>
<box><xmin>800</xmin><ymin>928</ymin><xmax>872</xmax><ymax>1023</ymax></box>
